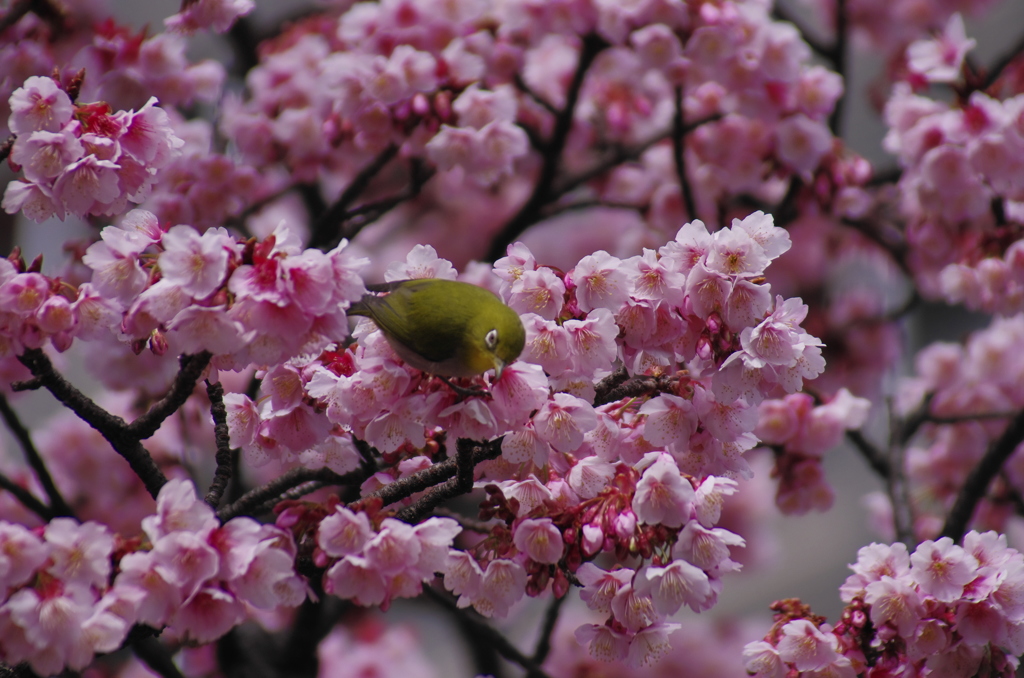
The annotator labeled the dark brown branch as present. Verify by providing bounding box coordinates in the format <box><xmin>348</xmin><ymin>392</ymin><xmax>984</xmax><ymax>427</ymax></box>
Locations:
<box><xmin>310</xmin><ymin>144</ymin><xmax>399</xmax><ymax>250</ymax></box>
<box><xmin>217</xmin><ymin>467</ymin><xmax>360</xmax><ymax>522</ymax></box>
<box><xmin>530</xmin><ymin>592</ymin><xmax>566</xmax><ymax>670</ymax></box>
<box><xmin>846</xmin><ymin>429</ymin><xmax>891</xmax><ymax>478</ymax></box>
<box><xmin>593</xmin><ymin>365</ymin><xmax>629</xmax><ymax>403</ymax></box>
<box><xmin>941</xmin><ymin>408</ymin><xmax>1024</xmax><ymax>542</ymax></box>
<box><xmin>0</xmin><ymin>394</ymin><xmax>73</xmax><ymax>517</ymax></box>
<box><xmin>894</xmin><ymin>392</ymin><xmax>935</xmax><ymax>447</ymax></box>
<box><xmin>672</xmin><ymin>85</ymin><xmax>697</xmax><ymax>220</ymax></box>
<box><xmin>840</xmin><ymin>216</ymin><xmax>911</xmax><ymax>276</ymax></box>
<box><xmin>980</xmin><ymin>29</ymin><xmax>1024</xmax><ymax>92</ymax></box>
<box><xmin>514</xmin><ymin>72</ymin><xmax>559</xmax><ymax>117</ymax></box>
<box><xmin>593</xmin><ymin>372</ymin><xmax>674</xmax><ymax>407</ymax></box>
<box><xmin>827</xmin><ymin>0</ymin><xmax>848</xmax><ymax>135</ymax></box>
<box><xmin>203</xmin><ymin>381</ymin><xmax>234</xmax><ymax>508</ymax></box>
<box><xmin>0</xmin><ymin>470</ymin><xmax>52</xmax><ymax>520</ymax></box>
<box><xmin>128</xmin><ymin>352</ymin><xmax>211</xmax><ymax>440</ymax></box>
<box><xmin>17</xmin><ymin>349</ymin><xmax>168</xmax><ymax>499</ymax></box>
<box><xmin>886</xmin><ymin>400</ymin><xmax>916</xmax><ymax>549</ymax></box>
<box><xmin>423</xmin><ymin>586</ymin><xmax>554</xmax><ymax>678</ymax></box>
<box><xmin>10</xmin><ymin>377</ymin><xmax>42</xmax><ymax>392</ymax></box>
<box><xmin>553</xmin><ymin>114</ymin><xmax>719</xmax><ymax>198</ymax></box>
<box><xmin>485</xmin><ymin>34</ymin><xmax>608</xmax><ymax>262</ymax></box>
<box><xmin>927</xmin><ymin>411</ymin><xmax>1016</xmax><ymax>425</ymax></box>
<box><xmin>339</xmin><ymin>162</ymin><xmax>436</xmax><ymax>241</ymax></box>
<box><xmin>389</xmin><ymin>439</ymin><xmax>504</xmax><ymax>524</ymax></box>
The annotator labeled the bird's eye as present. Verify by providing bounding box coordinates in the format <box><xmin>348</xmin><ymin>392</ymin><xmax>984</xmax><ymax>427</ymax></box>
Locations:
<box><xmin>485</xmin><ymin>328</ymin><xmax>498</xmax><ymax>350</ymax></box>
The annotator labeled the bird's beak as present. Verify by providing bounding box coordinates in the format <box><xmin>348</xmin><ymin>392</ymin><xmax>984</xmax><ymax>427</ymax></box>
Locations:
<box><xmin>493</xmin><ymin>359</ymin><xmax>506</xmax><ymax>381</ymax></box>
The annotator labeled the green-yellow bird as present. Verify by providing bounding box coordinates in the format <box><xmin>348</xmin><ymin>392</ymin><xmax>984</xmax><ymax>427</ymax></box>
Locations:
<box><xmin>348</xmin><ymin>279</ymin><xmax>526</xmax><ymax>380</ymax></box>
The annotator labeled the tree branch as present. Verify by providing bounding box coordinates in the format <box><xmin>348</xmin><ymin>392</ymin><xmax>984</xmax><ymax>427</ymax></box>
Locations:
<box><xmin>204</xmin><ymin>380</ymin><xmax>234</xmax><ymax>508</ymax></box>
<box><xmin>980</xmin><ymin>28</ymin><xmax>1024</xmax><ymax>92</ymax></box>
<box><xmin>672</xmin><ymin>85</ymin><xmax>697</xmax><ymax>220</ymax></box>
<box><xmin>17</xmin><ymin>349</ymin><xmax>168</xmax><ymax>499</ymax></box>
<box><xmin>389</xmin><ymin>439</ymin><xmax>504</xmax><ymax>524</ymax></box>
<box><xmin>216</xmin><ymin>467</ymin><xmax>361</xmax><ymax>522</ymax></box>
<box><xmin>310</xmin><ymin>144</ymin><xmax>399</xmax><ymax>250</ymax></box>
<box><xmin>485</xmin><ymin>33</ymin><xmax>608</xmax><ymax>262</ymax></box>
<box><xmin>423</xmin><ymin>586</ymin><xmax>554</xmax><ymax>678</ymax></box>
<box><xmin>127</xmin><ymin>352</ymin><xmax>211</xmax><ymax>440</ymax></box>
<box><xmin>0</xmin><ymin>470</ymin><xmax>52</xmax><ymax>520</ymax></box>
<box><xmin>941</xmin><ymin>408</ymin><xmax>1024</xmax><ymax>542</ymax></box>
<box><xmin>0</xmin><ymin>393</ymin><xmax>74</xmax><ymax>517</ymax></box>
<box><xmin>845</xmin><ymin>429</ymin><xmax>891</xmax><ymax>478</ymax></box>
<box><xmin>530</xmin><ymin>592</ymin><xmax>566</xmax><ymax>670</ymax></box>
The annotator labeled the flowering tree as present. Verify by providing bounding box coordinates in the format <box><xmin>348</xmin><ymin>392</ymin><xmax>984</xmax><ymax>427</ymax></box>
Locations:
<box><xmin>1</xmin><ymin>0</ymin><xmax>1024</xmax><ymax>675</ymax></box>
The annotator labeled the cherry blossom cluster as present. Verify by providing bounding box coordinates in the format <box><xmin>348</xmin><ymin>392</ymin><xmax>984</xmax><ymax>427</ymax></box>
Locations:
<box><xmin>218</xmin><ymin>0</ymin><xmax>846</xmax><ymax>239</ymax></box>
<box><xmin>315</xmin><ymin>505</ymin><xmax>461</xmax><ymax>608</ymax></box>
<box><xmin>2</xmin><ymin>77</ymin><xmax>185</xmax><ymax>223</ymax></box>
<box><xmin>79</xmin><ymin>211</ymin><xmax>366</xmax><ymax>368</ymax></box>
<box><xmin>881</xmin><ymin>19</ymin><xmax>1024</xmax><ymax>314</ymax></box>
<box><xmin>893</xmin><ymin>315</ymin><xmax>1024</xmax><ymax>539</ymax></box>
<box><xmin>0</xmin><ymin>479</ymin><xmax>304</xmax><ymax>675</ymax></box>
<box><xmin>256</xmin><ymin>212</ymin><xmax>825</xmax><ymax>665</ymax></box>
<box><xmin>800</xmin><ymin>1</ymin><xmax>994</xmax><ymax>61</ymax></box>
<box><xmin>1</xmin><ymin>13</ymin><xmax>225</xmax><ymax>139</ymax></box>
<box><xmin>755</xmin><ymin>388</ymin><xmax>871</xmax><ymax>514</ymax></box>
<box><xmin>0</xmin><ymin>209</ymin><xmax>367</xmax><ymax>390</ymax></box>
<box><xmin>744</xmin><ymin>531</ymin><xmax>1024</xmax><ymax>678</ymax></box>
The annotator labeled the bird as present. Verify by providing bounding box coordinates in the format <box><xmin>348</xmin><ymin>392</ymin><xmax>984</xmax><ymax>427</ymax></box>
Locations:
<box><xmin>347</xmin><ymin>278</ymin><xmax>526</xmax><ymax>384</ymax></box>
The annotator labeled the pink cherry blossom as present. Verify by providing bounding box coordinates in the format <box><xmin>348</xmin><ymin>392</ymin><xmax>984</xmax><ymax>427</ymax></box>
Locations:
<box><xmin>513</xmin><ymin>518</ymin><xmax>564</xmax><ymax>564</ymax></box>
<box><xmin>8</xmin><ymin>76</ymin><xmax>73</xmax><ymax>134</ymax></box>
<box><xmin>776</xmin><ymin>619</ymin><xmax>840</xmax><ymax>672</ymax></box>
<box><xmin>632</xmin><ymin>453</ymin><xmax>695</xmax><ymax>528</ymax></box>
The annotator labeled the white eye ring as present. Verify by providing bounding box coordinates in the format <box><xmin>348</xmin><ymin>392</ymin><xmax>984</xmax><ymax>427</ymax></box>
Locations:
<box><xmin>485</xmin><ymin>328</ymin><xmax>498</xmax><ymax>350</ymax></box>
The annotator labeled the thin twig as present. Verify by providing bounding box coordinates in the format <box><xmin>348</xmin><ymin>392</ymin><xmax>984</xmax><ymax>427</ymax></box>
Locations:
<box><xmin>980</xmin><ymin>29</ymin><xmax>1024</xmax><ymax>92</ymax></box>
<box><xmin>672</xmin><ymin>85</ymin><xmax>697</xmax><ymax>220</ymax></box>
<box><xmin>0</xmin><ymin>393</ymin><xmax>74</xmax><ymax>517</ymax></box>
<box><xmin>485</xmin><ymin>34</ymin><xmax>608</xmax><ymax>262</ymax></box>
<box><xmin>941</xmin><ymin>408</ymin><xmax>1024</xmax><ymax>542</ymax></box>
<box><xmin>128</xmin><ymin>352</ymin><xmax>211</xmax><ymax>440</ymax></box>
<box><xmin>17</xmin><ymin>349</ymin><xmax>168</xmax><ymax>499</ymax></box>
<box><xmin>886</xmin><ymin>399</ymin><xmax>916</xmax><ymax>549</ymax></box>
<box><xmin>310</xmin><ymin>144</ymin><xmax>399</xmax><ymax>250</ymax></box>
<box><xmin>553</xmin><ymin>114</ymin><xmax>719</xmax><ymax>198</ymax></box>
<box><xmin>423</xmin><ymin>586</ymin><xmax>554</xmax><ymax>678</ymax></box>
<box><xmin>530</xmin><ymin>593</ymin><xmax>566</xmax><ymax>670</ymax></box>
<box><xmin>0</xmin><ymin>470</ymin><xmax>52</xmax><ymax>520</ymax></box>
<box><xmin>593</xmin><ymin>373</ymin><xmax>674</xmax><ymax>407</ymax></box>
<box><xmin>203</xmin><ymin>381</ymin><xmax>233</xmax><ymax>508</ymax></box>
<box><xmin>514</xmin><ymin>72</ymin><xmax>559</xmax><ymax>116</ymax></box>
<box><xmin>339</xmin><ymin>162</ymin><xmax>435</xmax><ymax>241</ymax></box>
<box><xmin>828</xmin><ymin>0</ymin><xmax>848</xmax><ymax>135</ymax></box>
<box><xmin>216</xmin><ymin>467</ymin><xmax>359</xmax><ymax>522</ymax></box>
<box><xmin>390</xmin><ymin>439</ymin><xmax>504</xmax><ymax>524</ymax></box>
<box><xmin>845</xmin><ymin>429</ymin><xmax>891</xmax><ymax>478</ymax></box>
